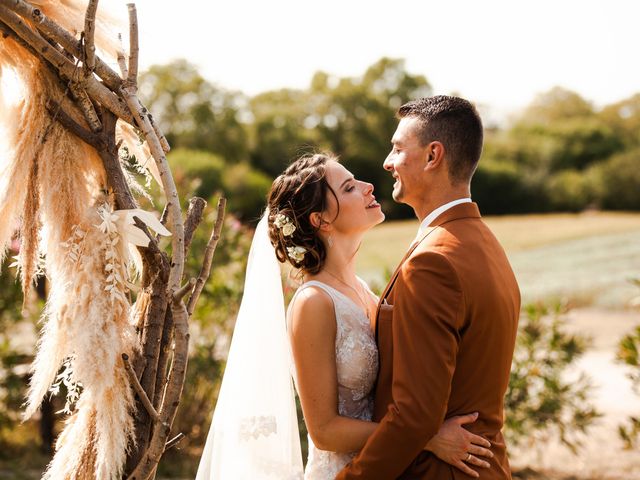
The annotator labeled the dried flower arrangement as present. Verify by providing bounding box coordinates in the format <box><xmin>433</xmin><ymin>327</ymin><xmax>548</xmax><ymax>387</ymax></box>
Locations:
<box><xmin>0</xmin><ymin>1</ymin><xmax>225</xmax><ymax>479</ymax></box>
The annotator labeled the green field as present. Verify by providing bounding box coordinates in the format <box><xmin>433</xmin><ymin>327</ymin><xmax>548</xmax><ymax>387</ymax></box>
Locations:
<box><xmin>357</xmin><ymin>211</ymin><xmax>640</xmax><ymax>308</ymax></box>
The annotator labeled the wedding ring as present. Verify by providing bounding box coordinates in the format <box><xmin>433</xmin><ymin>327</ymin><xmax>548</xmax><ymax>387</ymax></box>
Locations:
<box><xmin>466</xmin><ymin>453</ymin><xmax>471</xmax><ymax>462</ymax></box>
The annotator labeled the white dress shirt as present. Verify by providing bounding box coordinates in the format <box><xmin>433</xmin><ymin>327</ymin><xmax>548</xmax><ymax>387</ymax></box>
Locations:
<box><xmin>413</xmin><ymin>198</ymin><xmax>472</xmax><ymax>244</ymax></box>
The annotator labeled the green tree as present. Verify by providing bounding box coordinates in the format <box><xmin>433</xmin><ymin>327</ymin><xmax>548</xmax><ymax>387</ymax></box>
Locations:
<box><xmin>249</xmin><ymin>88</ymin><xmax>318</xmax><ymax>176</ymax></box>
<box><xmin>519</xmin><ymin>86</ymin><xmax>595</xmax><ymax>124</ymax></box>
<box><xmin>510</xmin><ymin>88</ymin><xmax>623</xmax><ymax>173</ymax></box>
<box><xmin>599</xmin><ymin>93</ymin><xmax>640</xmax><ymax>149</ymax></box>
<box><xmin>139</xmin><ymin>60</ymin><xmax>249</xmax><ymax>163</ymax></box>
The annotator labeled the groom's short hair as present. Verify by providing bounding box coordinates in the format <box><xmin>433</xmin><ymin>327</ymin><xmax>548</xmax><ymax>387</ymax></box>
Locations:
<box><xmin>398</xmin><ymin>96</ymin><xmax>483</xmax><ymax>184</ymax></box>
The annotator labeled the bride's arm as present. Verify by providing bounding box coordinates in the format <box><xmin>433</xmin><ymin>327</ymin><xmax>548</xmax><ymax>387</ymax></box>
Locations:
<box><xmin>288</xmin><ymin>287</ymin><xmax>377</xmax><ymax>452</ymax></box>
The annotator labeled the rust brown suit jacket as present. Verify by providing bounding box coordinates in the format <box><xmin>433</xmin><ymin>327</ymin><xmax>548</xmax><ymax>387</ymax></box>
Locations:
<box><xmin>336</xmin><ymin>202</ymin><xmax>520</xmax><ymax>480</ymax></box>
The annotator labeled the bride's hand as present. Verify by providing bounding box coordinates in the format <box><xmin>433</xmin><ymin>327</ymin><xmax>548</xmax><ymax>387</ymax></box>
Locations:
<box><xmin>424</xmin><ymin>412</ymin><xmax>492</xmax><ymax>478</ymax></box>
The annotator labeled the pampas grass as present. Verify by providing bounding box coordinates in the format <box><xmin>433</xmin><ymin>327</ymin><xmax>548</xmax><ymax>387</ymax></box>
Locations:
<box><xmin>25</xmin><ymin>197</ymin><xmax>140</xmax><ymax>480</ymax></box>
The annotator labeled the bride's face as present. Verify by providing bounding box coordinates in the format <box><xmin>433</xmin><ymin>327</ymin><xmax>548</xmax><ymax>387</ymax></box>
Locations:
<box><xmin>320</xmin><ymin>162</ymin><xmax>385</xmax><ymax>236</ymax></box>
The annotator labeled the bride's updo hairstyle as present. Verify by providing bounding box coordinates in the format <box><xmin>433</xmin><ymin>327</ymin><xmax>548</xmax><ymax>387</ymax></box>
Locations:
<box><xmin>267</xmin><ymin>153</ymin><xmax>340</xmax><ymax>275</ymax></box>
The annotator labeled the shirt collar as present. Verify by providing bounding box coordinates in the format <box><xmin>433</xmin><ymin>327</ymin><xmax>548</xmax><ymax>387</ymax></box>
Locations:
<box><xmin>415</xmin><ymin>198</ymin><xmax>472</xmax><ymax>240</ymax></box>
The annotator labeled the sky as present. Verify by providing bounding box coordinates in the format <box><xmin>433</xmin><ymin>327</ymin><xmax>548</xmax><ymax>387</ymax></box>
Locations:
<box><xmin>112</xmin><ymin>0</ymin><xmax>639</xmax><ymax>123</ymax></box>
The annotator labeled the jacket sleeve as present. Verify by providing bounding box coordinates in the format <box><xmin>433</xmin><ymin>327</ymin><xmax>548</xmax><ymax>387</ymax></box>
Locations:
<box><xmin>336</xmin><ymin>251</ymin><xmax>464</xmax><ymax>479</ymax></box>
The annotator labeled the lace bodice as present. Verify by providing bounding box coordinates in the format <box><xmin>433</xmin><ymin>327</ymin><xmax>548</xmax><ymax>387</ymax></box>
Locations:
<box><xmin>290</xmin><ymin>280</ymin><xmax>379</xmax><ymax>479</ymax></box>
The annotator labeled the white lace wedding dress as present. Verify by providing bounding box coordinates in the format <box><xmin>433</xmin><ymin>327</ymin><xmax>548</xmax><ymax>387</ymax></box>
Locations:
<box><xmin>291</xmin><ymin>280</ymin><xmax>379</xmax><ymax>480</ymax></box>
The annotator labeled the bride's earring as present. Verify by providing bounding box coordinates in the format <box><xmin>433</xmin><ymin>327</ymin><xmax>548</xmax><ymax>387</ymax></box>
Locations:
<box><xmin>328</xmin><ymin>235</ymin><xmax>334</xmax><ymax>248</ymax></box>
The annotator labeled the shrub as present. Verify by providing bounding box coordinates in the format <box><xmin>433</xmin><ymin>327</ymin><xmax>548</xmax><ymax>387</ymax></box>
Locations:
<box><xmin>616</xmin><ymin>280</ymin><xmax>640</xmax><ymax>448</ymax></box>
<box><xmin>166</xmin><ymin>148</ymin><xmax>225</xmax><ymax>200</ymax></box>
<box><xmin>545</xmin><ymin>169</ymin><xmax>593</xmax><ymax>212</ymax></box>
<box><xmin>222</xmin><ymin>163</ymin><xmax>272</xmax><ymax>221</ymax></box>
<box><xmin>166</xmin><ymin>149</ymin><xmax>272</xmax><ymax>220</ymax></box>
<box><xmin>586</xmin><ymin>149</ymin><xmax>640</xmax><ymax>210</ymax></box>
<box><xmin>505</xmin><ymin>301</ymin><xmax>600</xmax><ymax>453</ymax></box>
<box><xmin>471</xmin><ymin>160</ymin><xmax>546</xmax><ymax>214</ymax></box>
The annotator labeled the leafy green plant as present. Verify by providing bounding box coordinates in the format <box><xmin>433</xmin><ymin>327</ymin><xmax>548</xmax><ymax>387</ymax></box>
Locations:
<box><xmin>616</xmin><ymin>279</ymin><xmax>640</xmax><ymax>448</ymax></box>
<box><xmin>505</xmin><ymin>301</ymin><xmax>600</xmax><ymax>453</ymax></box>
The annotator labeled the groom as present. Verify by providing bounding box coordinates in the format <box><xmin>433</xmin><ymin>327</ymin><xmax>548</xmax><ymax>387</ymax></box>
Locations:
<box><xmin>337</xmin><ymin>96</ymin><xmax>520</xmax><ymax>479</ymax></box>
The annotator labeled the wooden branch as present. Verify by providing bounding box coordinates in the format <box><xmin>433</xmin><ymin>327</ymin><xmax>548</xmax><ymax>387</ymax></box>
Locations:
<box><xmin>122</xmin><ymin>353</ymin><xmax>161</xmax><ymax>424</ymax></box>
<box><xmin>183</xmin><ymin>197</ymin><xmax>206</xmax><ymax>256</ymax></box>
<box><xmin>159</xmin><ymin>203</ymin><xmax>169</xmax><ymax>227</ymax></box>
<box><xmin>148</xmin><ymin>113</ymin><xmax>170</xmax><ymax>154</ymax></box>
<box><xmin>164</xmin><ymin>433</ymin><xmax>185</xmax><ymax>452</ymax></box>
<box><xmin>173</xmin><ymin>278</ymin><xmax>195</xmax><ymax>302</ymax></box>
<box><xmin>119</xmin><ymin>87</ymin><xmax>185</xmax><ymax>296</ymax></box>
<box><xmin>96</xmin><ymin>109</ymin><xmax>137</xmax><ymax>210</ymax></box>
<box><xmin>126</xmin><ymin>3</ymin><xmax>138</xmax><ymax>86</ymax></box>
<box><xmin>129</xmin><ymin>207</ymin><xmax>227</xmax><ymax>480</ymax></box>
<box><xmin>68</xmin><ymin>81</ymin><xmax>102</xmax><ymax>132</ymax></box>
<box><xmin>83</xmin><ymin>0</ymin><xmax>98</xmax><ymax>74</ymax></box>
<box><xmin>152</xmin><ymin>308</ymin><xmax>173</xmax><ymax>410</ymax></box>
<box><xmin>117</xmin><ymin>37</ymin><xmax>128</xmax><ymax>79</ymax></box>
<box><xmin>127</xmin><ymin>301</ymin><xmax>190</xmax><ymax>480</ymax></box>
<box><xmin>46</xmin><ymin>99</ymin><xmax>101</xmax><ymax>148</ymax></box>
<box><xmin>187</xmin><ymin>198</ymin><xmax>226</xmax><ymax>316</ymax></box>
<box><xmin>0</xmin><ymin>4</ymin><xmax>135</xmax><ymax>125</ymax></box>
<box><xmin>127</xmin><ymin>259</ymin><xmax>169</xmax><ymax>473</ymax></box>
<box><xmin>0</xmin><ymin>0</ymin><xmax>122</xmax><ymax>91</ymax></box>
<box><xmin>0</xmin><ymin>16</ymin><xmax>36</xmax><ymax>55</ymax></box>
<box><xmin>155</xmin><ymin>204</ymin><xmax>170</xmax><ymax>243</ymax></box>
<box><xmin>132</xmin><ymin>216</ymin><xmax>161</xmax><ymax>256</ymax></box>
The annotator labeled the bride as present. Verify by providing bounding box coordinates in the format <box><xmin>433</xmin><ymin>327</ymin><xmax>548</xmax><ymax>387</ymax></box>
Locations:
<box><xmin>195</xmin><ymin>153</ymin><xmax>492</xmax><ymax>479</ymax></box>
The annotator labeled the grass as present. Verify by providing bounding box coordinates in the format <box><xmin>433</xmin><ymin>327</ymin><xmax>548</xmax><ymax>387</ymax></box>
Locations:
<box><xmin>357</xmin><ymin>211</ymin><xmax>640</xmax><ymax>308</ymax></box>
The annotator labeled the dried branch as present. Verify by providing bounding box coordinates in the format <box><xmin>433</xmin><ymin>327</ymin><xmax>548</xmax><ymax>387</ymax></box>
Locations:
<box><xmin>0</xmin><ymin>4</ymin><xmax>135</xmax><ymax>125</ymax></box>
<box><xmin>187</xmin><ymin>198</ymin><xmax>226</xmax><ymax>316</ymax></box>
<box><xmin>152</xmin><ymin>308</ymin><xmax>173</xmax><ymax>410</ymax></box>
<box><xmin>126</xmin><ymin>3</ymin><xmax>138</xmax><ymax>86</ymax></box>
<box><xmin>1</xmin><ymin>16</ymin><xmax>36</xmax><ymax>55</ymax></box>
<box><xmin>155</xmin><ymin>204</ymin><xmax>170</xmax><ymax>244</ymax></box>
<box><xmin>83</xmin><ymin>0</ymin><xmax>98</xmax><ymax>74</ymax></box>
<box><xmin>122</xmin><ymin>353</ymin><xmax>161</xmax><ymax>424</ymax></box>
<box><xmin>119</xmin><ymin>88</ymin><xmax>185</xmax><ymax>295</ymax></box>
<box><xmin>132</xmin><ymin>216</ymin><xmax>161</xmax><ymax>256</ymax></box>
<box><xmin>127</xmin><ymin>300</ymin><xmax>190</xmax><ymax>480</ymax></box>
<box><xmin>164</xmin><ymin>433</ymin><xmax>185</xmax><ymax>452</ymax></box>
<box><xmin>148</xmin><ymin>113</ymin><xmax>170</xmax><ymax>154</ymax></box>
<box><xmin>46</xmin><ymin>100</ymin><xmax>100</xmax><ymax>148</ymax></box>
<box><xmin>173</xmin><ymin>278</ymin><xmax>195</xmax><ymax>302</ymax></box>
<box><xmin>0</xmin><ymin>0</ymin><xmax>122</xmax><ymax>90</ymax></box>
<box><xmin>95</xmin><ymin>109</ymin><xmax>137</xmax><ymax>210</ymax></box>
<box><xmin>183</xmin><ymin>197</ymin><xmax>206</xmax><ymax>255</ymax></box>
<box><xmin>117</xmin><ymin>41</ymin><xmax>128</xmax><ymax>79</ymax></box>
<box><xmin>68</xmin><ymin>81</ymin><xmax>102</xmax><ymax>132</ymax></box>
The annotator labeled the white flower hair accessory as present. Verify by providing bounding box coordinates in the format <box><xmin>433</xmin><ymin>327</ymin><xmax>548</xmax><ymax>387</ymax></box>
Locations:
<box><xmin>287</xmin><ymin>246</ymin><xmax>307</xmax><ymax>263</ymax></box>
<box><xmin>274</xmin><ymin>213</ymin><xmax>296</xmax><ymax>237</ymax></box>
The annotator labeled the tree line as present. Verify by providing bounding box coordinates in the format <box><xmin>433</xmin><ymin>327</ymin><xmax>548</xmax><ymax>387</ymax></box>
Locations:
<box><xmin>141</xmin><ymin>57</ymin><xmax>640</xmax><ymax>221</ymax></box>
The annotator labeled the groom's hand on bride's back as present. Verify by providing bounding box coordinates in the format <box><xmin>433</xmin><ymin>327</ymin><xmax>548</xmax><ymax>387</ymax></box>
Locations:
<box><xmin>424</xmin><ymin>412</ymin><xmax>493</xmax><ymax>478</ymax></box>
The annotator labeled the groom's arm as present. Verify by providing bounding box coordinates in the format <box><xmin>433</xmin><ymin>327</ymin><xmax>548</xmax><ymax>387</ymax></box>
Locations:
<box><xmin>336</xmin><ymin>252</ymin><xmax>464</xmax><ymax>479</ymax></box>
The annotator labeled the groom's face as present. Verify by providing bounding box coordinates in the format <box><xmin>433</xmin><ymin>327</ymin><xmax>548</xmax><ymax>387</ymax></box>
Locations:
<box><xmin>384</xmin><ymin>117</ymin><xmax>429</xmax><ymax>208</ymax></box>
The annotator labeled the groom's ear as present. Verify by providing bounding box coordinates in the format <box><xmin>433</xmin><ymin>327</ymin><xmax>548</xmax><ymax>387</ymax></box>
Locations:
<box><xmin>424</xmin><ymin>141</ymin><xmax>445</xmax><ymax>171</ymax></box>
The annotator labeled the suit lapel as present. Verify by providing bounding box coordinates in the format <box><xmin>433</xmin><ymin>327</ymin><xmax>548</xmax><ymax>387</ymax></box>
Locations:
<box><xmin>372</xmin><ymin>227</ymin><xmax>435</xmax><ymax>337</ymax></box>
<box><xmin>371</xmin><ymin>202</ymin><xmax>482</xmax><ymax>338</ymax></box>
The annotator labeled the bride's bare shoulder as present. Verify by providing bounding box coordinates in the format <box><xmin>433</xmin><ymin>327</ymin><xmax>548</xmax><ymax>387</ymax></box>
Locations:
<box><xmin>287</xmin><ymin>284</ymin><xmax>335</xmax><ymax>337</ymax></box>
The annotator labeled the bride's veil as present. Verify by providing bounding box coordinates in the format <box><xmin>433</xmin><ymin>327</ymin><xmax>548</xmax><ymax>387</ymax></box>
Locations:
<box><xmin>196</xmin><ymin>209</ymin><xmax>304</xmax><ymax>479</ymax></box>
